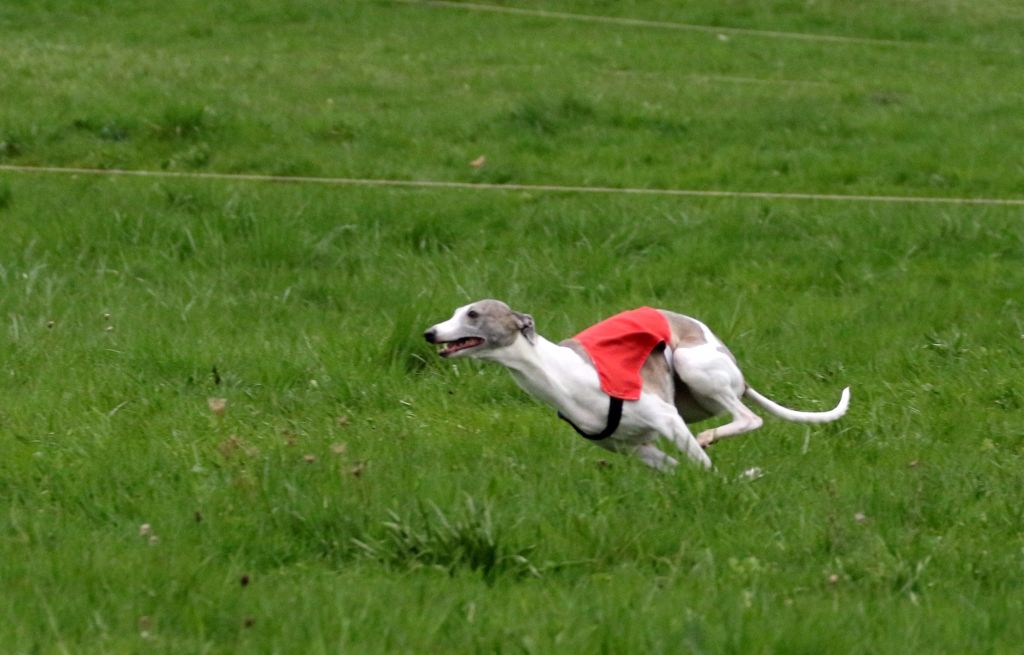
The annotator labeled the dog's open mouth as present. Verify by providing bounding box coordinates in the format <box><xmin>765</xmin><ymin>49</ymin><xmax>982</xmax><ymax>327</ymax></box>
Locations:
<box><xmin>437</xmin><ymin>337</ymin><xmax>485</xmax><ymax>357</ymax></box>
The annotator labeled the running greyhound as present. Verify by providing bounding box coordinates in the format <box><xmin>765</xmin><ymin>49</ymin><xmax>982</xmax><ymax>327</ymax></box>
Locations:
<box><xmin>424</xmin><ymin>299</ymin><xmax>849</xmax><ymax>471</ymax></box>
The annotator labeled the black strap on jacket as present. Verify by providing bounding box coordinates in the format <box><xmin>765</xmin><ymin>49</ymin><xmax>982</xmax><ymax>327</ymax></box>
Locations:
<box><xmin>557</xmin><ymin>396</ymin><xmax>624</xmax><ymax>441</ymax></box>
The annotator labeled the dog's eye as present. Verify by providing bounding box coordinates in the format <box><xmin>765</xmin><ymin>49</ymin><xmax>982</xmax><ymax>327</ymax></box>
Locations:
<box><xmin>467</xmin><ymin>310</ymin><xmax>479</xmax><ymax>319</ymax></box>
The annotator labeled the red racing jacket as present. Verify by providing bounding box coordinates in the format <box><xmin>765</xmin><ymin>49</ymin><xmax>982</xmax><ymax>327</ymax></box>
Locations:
<box><xmin>572</xmin><ymin>306</ymin><xmax>672</xmax><ymax>401</ymax></box>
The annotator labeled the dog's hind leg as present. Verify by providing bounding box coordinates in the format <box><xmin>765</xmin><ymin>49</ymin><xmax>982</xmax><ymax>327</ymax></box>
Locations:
<box><xmin>672</xmin><ymin>345</ymin><xmax>763</xmax><ymax>448</ymax></box>
<box><xmin>694</xmin><ymin>392</ymin><xmax>763</xmax><ymax>447</ymax></box>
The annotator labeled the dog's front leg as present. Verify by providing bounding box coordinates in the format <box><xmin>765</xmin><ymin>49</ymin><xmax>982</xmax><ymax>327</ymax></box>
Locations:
<box><xmin>668</xmin><ymin>417</ymin><xmax>713</xmax><ymax>469</ymax></box>
<box><xmin>597</xmin><ymin>438</ymin><xmax>678</xmax><ymax>472</ymax></box>
<box><xmin>630</xmin><ymin>443</ymin><xmax>679</xmax><ymax>472</ymax></box>
<box><xmin>647</xmin><ymin>403</ymin><xmax>712</xmax><ymax>469</ymax></box>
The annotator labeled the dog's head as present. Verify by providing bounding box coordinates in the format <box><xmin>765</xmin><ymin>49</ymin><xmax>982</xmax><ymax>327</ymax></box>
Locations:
<box><xmin>424</xmin><ymin>299</ymin><xmax>535</xmax><ymax>359</ymax></box>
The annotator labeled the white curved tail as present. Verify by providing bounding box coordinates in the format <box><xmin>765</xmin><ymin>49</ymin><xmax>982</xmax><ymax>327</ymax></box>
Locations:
<box><xmin>744</xmin><ymin>386</ymin><xmax>850</xmax><ymax>423</ymax></box>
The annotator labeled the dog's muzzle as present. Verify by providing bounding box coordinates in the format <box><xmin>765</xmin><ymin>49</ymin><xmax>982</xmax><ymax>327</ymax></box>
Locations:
<box><xmin>424</xmin><ymin>328</ymin><xmax>485</xmax><ymax>357</ymax></box>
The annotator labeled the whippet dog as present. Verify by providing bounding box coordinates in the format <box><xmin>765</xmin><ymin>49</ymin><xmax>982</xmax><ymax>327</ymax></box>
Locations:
<box><xmin>424</xmin><ymin>300</ymin><xmax>850</xmax><ymax>471</ymax></box>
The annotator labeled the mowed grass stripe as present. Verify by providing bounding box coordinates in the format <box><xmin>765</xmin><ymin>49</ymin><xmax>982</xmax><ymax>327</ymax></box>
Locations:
<box><xmin>5</xmin><ymin>164</ymin><xmax>1024</xmax><ymax>207</ymax></box>
<box><xmin>2</xmin><ymin>3</ymin><xmax>1019</xmax><ymax>199</ymax></box>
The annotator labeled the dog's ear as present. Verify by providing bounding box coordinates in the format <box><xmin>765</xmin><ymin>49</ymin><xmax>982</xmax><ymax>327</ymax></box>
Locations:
<box><xmin>513</xmin><ymin>311</ymin><xmax>536</xmax><ymax>345</ymax></box>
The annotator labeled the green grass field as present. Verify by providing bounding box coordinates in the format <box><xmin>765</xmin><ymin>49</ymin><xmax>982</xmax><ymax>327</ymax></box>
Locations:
<box><xmin>2</xmin><ymin>1</ymin><xmax>1024</xmax><ymax>652</ymax></box>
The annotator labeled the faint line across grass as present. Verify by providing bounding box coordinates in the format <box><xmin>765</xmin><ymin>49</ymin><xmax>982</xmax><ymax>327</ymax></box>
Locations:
<box><xmin>3</xmin><ymin>164</ymin><xmax>1024</xmax><ymax>207</ymax></box>
<box><xmin>393</xmin><ymin>0</ymin><xmax>929</xmax><ymax>48</ymax></box>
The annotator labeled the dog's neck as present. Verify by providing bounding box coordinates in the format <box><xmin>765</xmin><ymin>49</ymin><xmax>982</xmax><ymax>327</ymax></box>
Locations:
<box><xmin>480</xmin><ymin>334</ymin><xmax>600</xmax><ymax>414</ymax></box>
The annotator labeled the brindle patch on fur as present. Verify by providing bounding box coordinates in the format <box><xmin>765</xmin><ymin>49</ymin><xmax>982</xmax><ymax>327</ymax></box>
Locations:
<box><xmin>659</xmin><ymin>310</ymin><xmax>707</xmax><ymax>347</ymax></box>
<box><xmin>639</xmin><ymin>343</ymin><xmax>673</xmax><ymax>403</ymax></box>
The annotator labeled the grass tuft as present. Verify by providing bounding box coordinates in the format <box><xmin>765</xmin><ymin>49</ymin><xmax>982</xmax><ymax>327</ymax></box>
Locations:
<box><xmin>0</xmin><ymin>133</ymin><xmax>24</xmax><ymax>159</ymax></box>
<box><xmin>509</xmin><ymin>94</ymin><xmax>597</xmax><ymax>135</ymax></box>
<box><xmin>71</xmin><ymin>117</ymin><xmax>133</xmax><ymax>142</ymax></box>
<box><xmin>153</xmin><ymin>105</ymin><xmax>215</xmax><ymax>141</ymax></box>
<box><xmin>352</xmin><ymin>498</ymin><xmax>539</xmax><ymax>583</ymax></box>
